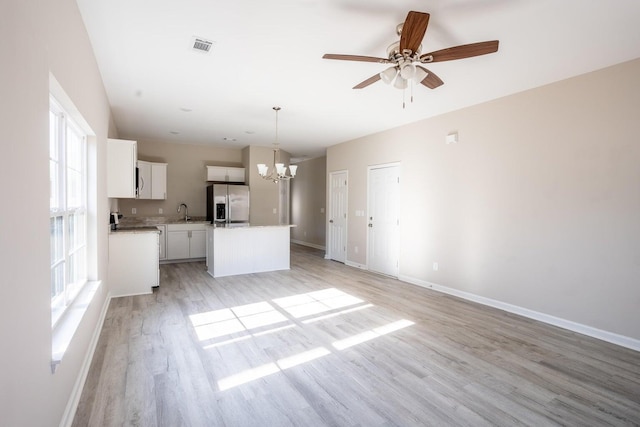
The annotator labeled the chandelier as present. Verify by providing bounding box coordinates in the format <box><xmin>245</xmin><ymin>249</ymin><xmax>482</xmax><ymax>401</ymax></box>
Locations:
<box><xmin>257</xmin><ymin>107</ymin><xmax>298</xmax><ymax>183</ymax></box>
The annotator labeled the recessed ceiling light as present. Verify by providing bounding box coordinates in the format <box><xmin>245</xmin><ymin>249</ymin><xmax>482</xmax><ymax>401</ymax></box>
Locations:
<box><xmin>245</xmin><ymin>130</ymin><xmax>255</xmax><ymax>134</ymax></box>
<box><xmin>170</xmin><ymin>131</ymin><xmax>181</xmax><ymax>135</ymax></box>
<box><xmin>180</xmin><ymin>107</ymin><xmax>193</xmax><ymax>112</ymax></box>
<box><xmin>223</xmin><ymin>137</ymin><xmax>237</xmax><ymax>142</ymax></box>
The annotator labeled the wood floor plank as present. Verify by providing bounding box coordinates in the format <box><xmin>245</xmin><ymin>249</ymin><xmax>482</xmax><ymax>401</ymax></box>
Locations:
<box><xmin>73</xmin><ymin>244</ymin><xmax>640</xmax><ymax>426</ymax></box>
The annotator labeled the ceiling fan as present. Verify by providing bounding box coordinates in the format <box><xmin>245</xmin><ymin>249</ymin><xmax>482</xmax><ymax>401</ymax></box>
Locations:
<box><xmin>323</xmin><ymin>11</ymin><xmax>499</xmax><ymax>92</ymax></box>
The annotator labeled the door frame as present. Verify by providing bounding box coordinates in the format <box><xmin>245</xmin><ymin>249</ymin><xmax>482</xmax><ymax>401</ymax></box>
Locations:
<box><xmin>366</xmin><ymin>162</ymin><xmax>401</xmax><ymax>277</ymax></box>
<box><xmin>327</xmin><ymin>169</ymin><xmax>348</xmax><ymax>261</ymax></box>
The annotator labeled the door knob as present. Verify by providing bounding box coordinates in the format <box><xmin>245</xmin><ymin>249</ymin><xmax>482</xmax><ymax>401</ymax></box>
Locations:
<box><xmin>329</xmin><ymin>219</ymin><xmax>334</xmax><ymax>223</ymax></box>
<box><xmin>368</xmin><ymin>223</ymin><xmax>373</xmax><ymax>227</ymax></box>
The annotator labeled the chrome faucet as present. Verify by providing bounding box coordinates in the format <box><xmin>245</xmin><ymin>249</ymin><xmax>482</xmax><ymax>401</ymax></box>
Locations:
<box><xmin>177</xmin><ymin>203</ymin><xmax>191</xmax><ymax>222</ymax></box>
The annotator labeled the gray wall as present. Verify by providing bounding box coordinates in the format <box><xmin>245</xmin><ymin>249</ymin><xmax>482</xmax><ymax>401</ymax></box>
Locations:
<box><xmin>243</xmin><ymin>145</ymin><xmax>292</xmax><ymax>226</ymax></box>
<box><xmin>327</xmin><ymin>58</ymin><xmax>640</xmax><ymax>342</ymax></box>
<box><xmin>1</xmin><ymin>0</ymin><xmax>114</xmax><ymax>425</ymax></box>
<box><xmin>117</xmin><ymin>141</ymin><xmax>290</xmax><ymax>226</ymax></box>
<box><xmin>118</xmin><ymin>139</ymin><xmax>243</xmax><ymax>218</ymax></box>
<box><xmin>291</xmin><ymin>156</ymin><xmax>327</xmax><ymax>248</ymax></box>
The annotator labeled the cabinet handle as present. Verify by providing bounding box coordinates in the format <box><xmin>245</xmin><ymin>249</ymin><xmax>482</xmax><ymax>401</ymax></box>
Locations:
<box><xmin>140</xmin><ymin>176</ymin><xmax>145</xmax><ymax>190</ymax></box>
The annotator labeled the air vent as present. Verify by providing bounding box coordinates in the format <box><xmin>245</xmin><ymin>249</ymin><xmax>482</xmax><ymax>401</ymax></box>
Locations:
<box><xmin>192</xmin><ymin>37</ymin><xmax>214</xmax><ymax>53</ymax></box>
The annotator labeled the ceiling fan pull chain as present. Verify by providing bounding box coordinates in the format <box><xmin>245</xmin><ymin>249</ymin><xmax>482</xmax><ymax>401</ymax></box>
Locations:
<box><xmin>402</xmin><ymin>87</ymin><xmax>406</xmax><ymax>109</ymax></box>
<box><xmin>411</xmin><ymin>79</ymin><xmax>414</xmax><ymax>104</ymax></box>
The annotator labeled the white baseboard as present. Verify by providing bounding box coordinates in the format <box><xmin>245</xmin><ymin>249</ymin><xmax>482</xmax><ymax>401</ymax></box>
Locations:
<box><xmin>345</xmin><ymin>260</ymin><xmax>367</xmax><ymax>270</ymax></box>
<box><xmin>398</xmin><ymin>274</ymin><xmax>640</xmax><ymax>352</ymax></box>
<box><xmin>60</xmin><ymin>292</ymin><xmax>112</xmax><ymax>427</ymax></box>
<box><xmin>290</xmin><ymin>239</ymin><xmax>326</xmax><ymax>251</ymax></box>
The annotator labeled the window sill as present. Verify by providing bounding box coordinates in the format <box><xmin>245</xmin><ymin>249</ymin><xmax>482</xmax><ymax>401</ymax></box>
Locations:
<box><xmin>51</xmin><ymin>280</ymin><xmax>101</xmax><ymax>373</ymax></box>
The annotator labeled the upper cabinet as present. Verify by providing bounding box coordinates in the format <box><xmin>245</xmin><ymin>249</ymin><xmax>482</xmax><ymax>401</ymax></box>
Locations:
<box><xmin>107</xmin><ymin>138</ymin><xmax>137</xmax><ymax>198</ymax></box>
<box><xmin>137</xmin><ymin>160</ymin><xmax>167</xmax><ymax>200</ymax></box>
<box><xmin>207</xmin><ymin>166</ymin><xmax>245</xmax><ymax>183</ymax></box>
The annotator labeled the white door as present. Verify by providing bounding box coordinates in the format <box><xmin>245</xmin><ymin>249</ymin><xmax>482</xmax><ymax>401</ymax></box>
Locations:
<box><xmin>367</xmin><ymin>164</ymin><xmax>400</xmax><ymax>277</ymax></box>
<box><xmin>328</xmin><ymin>171</ymin><xmax>348</xmax><ymax>262</ymax></box>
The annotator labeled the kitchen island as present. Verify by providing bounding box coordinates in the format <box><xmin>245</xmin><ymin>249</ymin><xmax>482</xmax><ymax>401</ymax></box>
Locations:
<box><xmin>206</xmin><ymin>224</ymin><xmax>294</xmax><ymax>278</ymax></box>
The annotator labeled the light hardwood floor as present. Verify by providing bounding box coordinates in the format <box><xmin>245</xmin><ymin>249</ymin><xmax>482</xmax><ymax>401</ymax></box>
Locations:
<box><xmin>73</xmin><ymin>244</ymin><xmax>640</xmax><ymax>426</ymax></box>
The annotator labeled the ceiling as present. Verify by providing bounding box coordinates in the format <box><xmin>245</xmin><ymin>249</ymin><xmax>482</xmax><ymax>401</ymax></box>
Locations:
<box><xmin>76</xmin><ymin>0</ymin><xmax>640</xmax><ymax>161</ymax></box>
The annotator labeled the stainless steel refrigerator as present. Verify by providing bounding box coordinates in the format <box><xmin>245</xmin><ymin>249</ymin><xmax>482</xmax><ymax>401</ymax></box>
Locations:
<box><xmin>206</xmin><ymin>184</ymin><xmax>250</xmax><ymax>225</ymax></box>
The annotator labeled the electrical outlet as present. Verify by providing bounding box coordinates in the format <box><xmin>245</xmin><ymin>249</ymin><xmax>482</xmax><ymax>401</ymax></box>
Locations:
<box><xmin>272</xmin><ymin>208</ymin><xmax>277</xmax><ymax>214</ymax></box>
<box><xmin>159</xmin><ymin>208</ymin><xmax>163</xmax><ymax>214</ymax></box>
<box><xmin>433</xmin><ymin>262</ymin><xmax>438</xmax><ymax>271</ymax></box>
<box><xmin>354</xmin><ymin>246</ymin><xmax>359</xmax><ymax>254</ymax></box>
<box><xmin>132</xmin><ymin>208</ymin><xmax>137</xmax><ymax>214</ymax></box>
<box><xmin>303</xmin><ymin>231</ymin><xmax>307</xmax><ymax>237</ymax></box>
<box><xmin>320</xmin><ymin>207</ymin><xmax>325</xmax><ymax>213</ymax></box>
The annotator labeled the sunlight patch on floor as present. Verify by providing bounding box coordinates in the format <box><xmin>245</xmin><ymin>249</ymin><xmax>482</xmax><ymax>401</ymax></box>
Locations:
<box><xmin>202</xmin><ymin>324</ymin><xmax>297</xmax><ymax>350</ymax></box>
<box><xmin>273</xmin><ymin>288</ymin><xmax>365</xmax><ymax>319</ymax></box>
<box><xmin>301</xmin><ymin>304</ymin><xmax>374</xmax><ymax>324</ymax></box>
<box><xmin>332</xmin><ymin>319</ymin><xmax>415</xmax><ymax>350</ymax></box>
<box><xmin>217</xmin><ymin>347</ymin><xmax>331</xmax><ymax>391</ymax></box>
<box><xmin>193</xmin><ymin>288</ymin><xmax>415</xmax><ymax>390</ymax></box>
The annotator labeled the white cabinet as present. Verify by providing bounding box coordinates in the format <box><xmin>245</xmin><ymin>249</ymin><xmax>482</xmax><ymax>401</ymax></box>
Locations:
<box><xmin>190</xmin><ymin>229</ymin><xmax>207</xmax><ymax>258</ymax></box>
<box><xmin>226</xmin><ymin>167</ymin><xmax>245</xmax><ymax>183</ymax></box>
<box><xmin>107</xmin><ymin>138</ymin><xmax>137</xmax><ymax>198</ymax></box>
<box><xmin>207</xmin><ymin>166</ymin><xmax>245</xmax><ymax>183</ymax></box>
<box><xmin>157</xmin><ymin>225</ymin><xmax>167</xmax><ymax>260</ymax></box>
<box><xmin>137</xmin><ymin>160</ymin><xmax>167</xmax><ymax>200</ymax></box>
<box><xmin>166</xmin><ymin>223</ymin><xmax>206</xmax><ymax>260</ymax></box>
<box><xmin>108</xmin><ymin>231</ymin><xmax>159</xmax><ymax>296</ymax></box>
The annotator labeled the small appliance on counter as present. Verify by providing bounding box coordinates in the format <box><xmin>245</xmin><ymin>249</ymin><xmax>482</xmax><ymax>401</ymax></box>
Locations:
<box><xmin>110</xmin><ymin>212</ymin><xmax>123</xmax><ymax>230</ymax></box>
<box><xmin>206</xmin><ymin>184</ymin><xmax>249</xmax><ymax>226</ymax></box>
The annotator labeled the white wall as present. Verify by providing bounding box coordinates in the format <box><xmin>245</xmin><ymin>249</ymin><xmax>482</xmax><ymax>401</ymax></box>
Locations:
<box><xmin>0</xmin><ymin>0</ymin><xmax>113</xmax><ymax>425</ymax></box>
<box><xmin>327</xmin><ymin>58</ymin><xmax>640</xmax><ymax>344</ymax></box>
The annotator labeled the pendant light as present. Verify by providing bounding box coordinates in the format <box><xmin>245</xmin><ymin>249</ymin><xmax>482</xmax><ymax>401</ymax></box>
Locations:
<box><xmin>256</xmin><ymin>107</ymin><xmax>298</xmax><ymax>183</ymax></box>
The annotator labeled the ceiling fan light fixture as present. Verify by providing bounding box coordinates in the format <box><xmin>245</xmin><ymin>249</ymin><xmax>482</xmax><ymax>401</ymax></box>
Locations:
<box><xmin>394</xmin><ymin>76</ymin><xmax>408</xmax><ymax>90</ymax></box>
<box><xmin>400</xmin><ymin>62</ymin><xmax>416</xmax><ymax>79</ymax></box>
<box><xmin>380</xmin><ymin>66</ymin><xmax>398</xmax><ymax>84</ymax></box>
<box><xmin>413</xmin><ymin>66</ymin><xmax>428</xmax><ymax>83</ymax></box>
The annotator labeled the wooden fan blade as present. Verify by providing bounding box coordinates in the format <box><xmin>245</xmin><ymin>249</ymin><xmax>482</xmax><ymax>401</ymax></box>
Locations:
<box><xmin>421</xmin><ymin>40</ymin><xmax>499</xmax><ymax>63</ymax></box>
<box><xmin>399</xmin><ymin>11</ymin><xmax>430</xmax><ymax>53</ymax></box>
<box><xmin>353</xmin><ymin>74</ymin><xmax>381</xmax><ymax>89</ymax></box>
<box><xmin>323</xmin><ymin>54</ymin><xmax>390</xmax><ymax>64</ymax></box>
<box><xmin>416</xmin><ymin>66</ymin><xmax>443</xmax><ymax>89</ymax></box>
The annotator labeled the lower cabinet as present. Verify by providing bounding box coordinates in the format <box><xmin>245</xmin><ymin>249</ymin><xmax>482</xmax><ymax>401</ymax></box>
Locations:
<box><xmin>108</xmin><ymin>231</ymin><xmax>159</xmax><ymax>296</ymax></box>
<box><xmin>166</xmin><ymin>223</ymin><xmax>206</xmax><ymax>260</ymax></box>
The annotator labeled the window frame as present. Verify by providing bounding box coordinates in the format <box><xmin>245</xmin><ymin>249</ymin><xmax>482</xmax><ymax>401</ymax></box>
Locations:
<box><xmin>49</xmin><ymin>96</ymin><xmax>88</xmax><ymax>327</ymax></box>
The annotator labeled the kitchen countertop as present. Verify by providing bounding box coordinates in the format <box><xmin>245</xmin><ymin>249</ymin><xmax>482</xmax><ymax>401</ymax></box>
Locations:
<box><xmin>116</xmin><ymin>216</ymin><xmax>209</xmax><ymax>227</ymax></box>
<box><xmin>110</xmin><ymin>226</ymin><xmax>160</xmax><ymax>234</ymax></box>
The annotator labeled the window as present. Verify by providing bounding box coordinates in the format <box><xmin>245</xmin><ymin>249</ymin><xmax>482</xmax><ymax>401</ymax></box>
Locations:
<box><xmin>50</xmin><ymin>97</ymin><xmax>87</xmax><ymax>326</ymax></box>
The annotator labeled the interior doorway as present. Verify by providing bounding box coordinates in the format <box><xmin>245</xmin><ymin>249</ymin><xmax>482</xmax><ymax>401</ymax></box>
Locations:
<box><xmin>328</xmin><ymin>170</ymin><xmax>348</xmax><ymax>262</ymax></box>
<box><xmin>367</xmin><ymin>164</ymin><xmax>400</xmax><ymax>277</ymax></box>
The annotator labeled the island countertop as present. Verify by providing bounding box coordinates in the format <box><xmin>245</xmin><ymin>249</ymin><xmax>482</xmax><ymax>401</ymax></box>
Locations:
<box><xmin>205</xmin><ymin>223</ymin><xmax>296</xmax><ymax>229</ymax></box>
